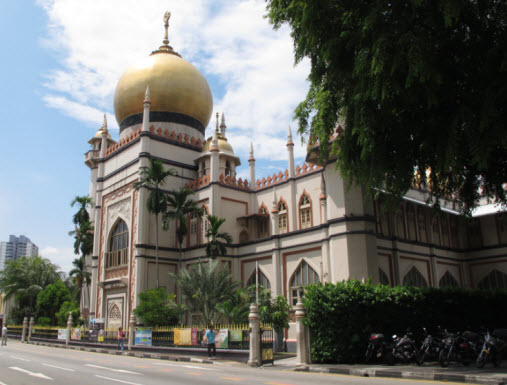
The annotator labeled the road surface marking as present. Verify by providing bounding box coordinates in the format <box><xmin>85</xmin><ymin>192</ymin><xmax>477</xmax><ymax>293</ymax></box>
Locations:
<box><xmin>221</xmin><ymin>377</ymin><xmax>244</xmax><ymax>381</ymax></box>
<box><xmin>10</xmin><ymin>356</ymin><xmax>30</xmax><ymax>361</ymax></box>
<box><xmin>95</xmin><ymin>375</ymin><xmax>144</xmax><ymax>385</ymax></box>
<box><xmin>43</xmin><ymin>363</ymin><xmax>75</xmax><ymax>371</ymax></box>
<box><xmin>153</xmin><ymin>362</ymin><xmax>217</xmax><ymax>370</ymax></box>
<box><xmin>157</xmin><ymin>368</ymin><xmax>174</xmax><ymax>372</ymax></box>
<box><xmin>9</xmin><ymin>367</ymin><xmax>53</xmax><ymax>380</ymax></box>
<box><xmin>0</xmin><ymin>381</ymin><xmax>9</xmax><ymax>385</ymax></box>
<box><xmin>86</xmin><ymin>364</ymin><xmax>142</xmax><ymax>375</ymax></box>
<box><xmin>186</xmin><ymin>372</ymin><xmax>204</xmax><ymax>376</ymax></box>
<box><xmin>135</xmin><ymin>365</ymin><xmax>151</xmax><ymax>368</ymax></box>
<box><xmin>266</xmin><ymin>383</ymin><xmax>295</xmax><ymax>385</ymax></box>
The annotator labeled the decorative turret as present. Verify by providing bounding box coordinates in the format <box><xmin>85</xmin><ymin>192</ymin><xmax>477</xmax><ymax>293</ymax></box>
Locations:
<box><xmin>287</xmin><ymin>125</ymin><xmax>295</xmax><ymax>178</ymax></box>
<box><xmin>249</xmin><ymin>142</ymin><xmax>256</xmax><ymax>191</ymax></box>
<box><xmin>220</xmin><ymin>112</ymin><xmax>227</xmax><ymax>137</ymax></box>
<box><xmin>85</xmin><ymin>114</ymin><xmax>116</xmax><ymax>169</ymax></box>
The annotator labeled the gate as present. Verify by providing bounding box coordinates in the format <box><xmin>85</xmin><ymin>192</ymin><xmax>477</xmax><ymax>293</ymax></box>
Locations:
<box><xmin>260</xmin><ymin>328</ymin><xmax>274</xmax><ymax>365</ymax></box>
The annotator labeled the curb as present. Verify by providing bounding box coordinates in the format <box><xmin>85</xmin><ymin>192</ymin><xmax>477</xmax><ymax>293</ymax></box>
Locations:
<box><xmin>293</xmin><ymin>366</ymin><xmax>507</xmax><ymax>385</ymax></box>
<box><xmin>26</xmin><ymin>341</ymin><xmax>213</xmax><ymax>365</ymax></box>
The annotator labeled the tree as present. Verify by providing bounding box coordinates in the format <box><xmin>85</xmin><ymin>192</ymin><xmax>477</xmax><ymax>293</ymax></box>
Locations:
<box><xmin>36</xmin><ymin>280</ymin><xmax>71</xmax><ymax>325</ymax></box>
<box><xmin>162</xmin><ymin>188</ymin><xmax>202</xmax><ymax>269</ymax></box>
<box><xmin>134</xmin><ymin>158</ymin><xmax>177</xmax><ymax>289</ymax></box>
<box><xmin>0</xmin><ymin>256</ymin><xmax>60</xmax><ymax>312</ymax></box>
<box><xmin>259</xmin><ymin>294</ymin><xmax>290</xmax><ymax>352</ymax></box>
<box><xmin>266</xmin><ymin>0</ymin><xmax>507</xmax><ymax>214</ymax></box>
<box><xmin>69</xmin><ymin>256</ymin><xmax>91</xmax><ymax>308</ymax></box>
<box><xmin>56</xmin><ymin>301</ymin><xmax>81</xmax><ymax>326</ymax></box>
<box><xmin>70</xmin><ymin>196</ymin><xmax>92</xmax><ymax>225</ymax></box>
<box><xmin>171</xmin><ymin>260</ymin><xmax>240</xmax><ymax>326</ymax></box>
<box><xmin>205</xmin><ymin>215</ymin><xmax>233</xmax><ymax>259</ymax></box>
<box><xmin>217</xmin><ymin>285</ymin><xmax>272</xmax><ymax>324</ymax></box>
<box><xmin>133</xmin><ymin>288</ymin><xmax>185</xmax><ymax>326</ymax></box>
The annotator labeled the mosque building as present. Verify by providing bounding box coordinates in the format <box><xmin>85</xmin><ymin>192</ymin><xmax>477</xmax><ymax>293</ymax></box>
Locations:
<box><xmin>83</xmin><ymin>14</ymin><xmax>507</xmax><ymax>337</ymax></box>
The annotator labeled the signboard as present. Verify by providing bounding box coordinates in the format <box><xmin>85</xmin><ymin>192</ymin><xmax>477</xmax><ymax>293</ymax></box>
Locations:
<box><xmin>174</xmin><ymin>328</ymin><xmax>192</xmax><ymax>345</ymax></box>
<box><xmin>191</xmin><ymin>328</ymin><xmax>198</xmax><ymax>346</ymax></box>
<box><xmin>71</xmin><ymin>328</ymin><xmax>81</xmax><ymax>340</ymax></box>
<box><xmin>135</xmin><ymin>327</ymin><xmax>152</xmax><ymax>346</ymax></box>
<box><xmin>215</xmin><ymin>328</ymin><xmax>229</xmax><ymax>349</ymax></box>
<box><xmin>58</xmin><ymin>329</ymin><xmax>67</xmax><ymax>340</ymax></box>
<box><xmin>230</xmin><ymin>330</ymin><xmax>242</xmax><ymax>342</ymax></box>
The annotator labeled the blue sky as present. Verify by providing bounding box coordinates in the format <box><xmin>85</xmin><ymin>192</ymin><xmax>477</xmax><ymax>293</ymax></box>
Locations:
<box><xmin>0</xmin><ymin>0</ymin><xmax>310</xmax><ymax>273</ymax></box>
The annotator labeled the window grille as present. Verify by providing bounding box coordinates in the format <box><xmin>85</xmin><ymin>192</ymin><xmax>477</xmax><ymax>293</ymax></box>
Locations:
<box><xmin>402</xmin><ymin>266</ymin><xmax>428</xmax><ymax>287</ymax></box>
<box><xmin>439</xmin><ymin>271</ymin><xmax>459</xmax><ymax>288</ymax></box>
<box><xmin>107</xmin><ymin>219</ymin><xmax>128</xmax><ymax>268</ymax></box>
<box><xmin>289</xmin><ymin>261</ymin><xmax>319</xmax><ymax>306</ymax></box>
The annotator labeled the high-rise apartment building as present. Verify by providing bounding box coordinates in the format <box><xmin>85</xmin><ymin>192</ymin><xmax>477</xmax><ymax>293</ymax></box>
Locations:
<box><xmin>0</xmin><ymin>235</ymin><xmax>39</xmax><ymax>271</ymax></box>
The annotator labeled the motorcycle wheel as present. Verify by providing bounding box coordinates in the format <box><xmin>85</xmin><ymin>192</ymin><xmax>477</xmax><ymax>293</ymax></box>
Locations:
<box><xmin>365</xmin><ymin>347</ymin><xmax>374</xmax><ymax>363</ymax></box>
<box><xmin>439</xmin><ymin>349</ymin><xmax>450</xmax><ymax>368</ymax></box>
<box><xmin>476</xmin><ymin>351</ymin><xmax>487</xmax><ymax>369</ymax></box>
<box><xmin>416</xmin><ymin>349</ymin><xmax>426</xmax><ymax>366</ymax></box>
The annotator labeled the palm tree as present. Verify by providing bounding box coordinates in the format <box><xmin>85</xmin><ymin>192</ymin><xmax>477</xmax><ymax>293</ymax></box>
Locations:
<box><xmin>70</xmin><ymin>196</ymin><xmax>93</xmax><ymax>225</ymax></box>
<box><xmin>68</xmin><ymin>219</ymin><xmax>94</xmax><ymax>257</ymax></box>
<box><xmin>162</xmin><ymin>188</ymin><xmax>202</xmax><ymax>268</ymax></box>
<box><xmin>0</xmin><ymin>256</ymin><xmax>61</xmax><ymax>311</ymax></box>
<box><xmin>205</xmin><ymin>215</ymin><xmax>233</xmax><ymax>259</ymax></box>
<box><xmin>171</xmin><ymin>259</ymin><xmax>240</xmax><ymax>325</ymax></box>
<box><xmin>69</xmin><ymin>256</ymin><xmax>91</xmax><ymax>309</ymax></box>
<box><xmin>134</xmin><ymin>158</ymin><xmax>177</xmax><ymax>289</ymax></box>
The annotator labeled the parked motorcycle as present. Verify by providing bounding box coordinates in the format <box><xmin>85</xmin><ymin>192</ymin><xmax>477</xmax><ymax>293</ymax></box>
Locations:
<box><xmin>439</xmin><ymin>330</ymin><xmax>482</xmax><ymax>367</ymax></box>
<box><xmin>365</xmin><ymin>333</ymin><xmax>390</xmax><ymax>363</ymax></box>
<box><xmin>387</xmin><ymin>332</ymin><xmax>419</xmax><ymax>365</ymax></box>
<box><xmin>476</xmin><ymin>329</ymin><xmax>507</xmax><ymax>368</ymax></box>
<box><xmin>416</xmin><ymin>327</ymin><xmax>445</xmax><ymax>365</ymax></box>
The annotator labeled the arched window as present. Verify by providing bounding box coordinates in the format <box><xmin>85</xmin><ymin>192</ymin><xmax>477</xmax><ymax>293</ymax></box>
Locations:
<box><xmin>201</xmin><ymin>206</ymin><xmax>209</xmax><ymax>244</ymax></box>
<box><xmin>395</xmin><ymin>207</ymin><xmax>406</xmax><ymax>239</ymax></box>
<box><xmin>417</xmin><ymin>207</ymin><xmax>428</xmax><ymax>243</ymax></box>
<box><xmin>379</xmin><ymin>268</ymin><xmax>390</xmax><ymax>286</ymax></box>
<box><xmin>278</xmin><ymin>200</ymin><xmax>288</xmax><ymax>234</ymax></box>
<box><xmin>402</xmin><ymin>266</ymin><xmax>428</xmax><ymax>287</ymax></box>
<box><xmin>246</xmin><ymin>269</ymin><xmax>271</xmax><ymax>289</ymax></box>
<box><xmin>107</xmin><ymin>219</ymin><xmax>128</xmax><ymax>268</ymax></box>
<box><xmin>289</xmin><ymin>260</ymin><xmax>319</xmax><ymax>306</ymax></box>
<box><xmin>406</xmin><ymin>205</ymin><xmax>417</xmax><ymax>241</ymax></box>
<box><xmin>189</xmin><ymin>212</ymin><xmax>198</xmax><ymax>246</ymax></box>
<box><xmin>258</xmin><ymin>206</ymin><xmax>269</xmax><ymax>238</ymax></box>
<box><xmin>375</xmin><ymin>197</ymin><xmax>391</xmax><ymax>236</ymax></box>
<box><xmin>478</xmin><ymin>270</ymin><xmax>507</xmax><ymax>290</ymax></box>
<box><xmin>202</xmin><ymin>161</ymin><xmax>206</xmax><ymax>176</ymax></box>
<box><xmin>439</xmin><ymin>271</ymin><xmax>459</xmax><ymax>288</ymax></box>
<box><xmin>299</xmin><ymin>194</ymin><xmax>311</xmax><ymax>229</ymax></box>
<box><xmin>225</xmin><ymin>160</ymin><xmax>231</xmax><ymax>176</ymax></box>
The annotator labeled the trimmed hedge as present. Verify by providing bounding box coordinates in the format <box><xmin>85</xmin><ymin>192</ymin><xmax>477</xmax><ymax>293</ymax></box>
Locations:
<box><xmin>303</xmin><ymin>281</ymin><xmax>507</xmax><ymax>363</ymax></box>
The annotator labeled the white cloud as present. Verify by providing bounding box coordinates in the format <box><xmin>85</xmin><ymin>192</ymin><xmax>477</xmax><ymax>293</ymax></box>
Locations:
<box><xmin>40</xmin><ymin>246</ymin><xmax>75</xmax><ymax>274</ymax></box>
<box><xmin>37</xmin><ymin>0</ymin><xmax>310</xmax><ymax>163</ymax></box>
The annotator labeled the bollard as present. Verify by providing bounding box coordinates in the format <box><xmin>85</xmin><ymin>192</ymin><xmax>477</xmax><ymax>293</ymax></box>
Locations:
<box><xmin>128</xmin><ymin>312</ymin><xmax>136</xmax><ymax>351</ymax></box>
<box><xmin>28</xmin><ymin>317</ymin><xmax>35</xmax><ymax>342</ymax></box>
<box><xmin>295</xmin><ymin>298</ymin><xmax>311</xmax><ymax>366</ymax></box>
<box><xmin>21</xmin><ymin>317</ymin><xmax>28</xmax><ymax>343</ymax></box>
<box><xmin>66</xmin><ymin>312</ymin><xmax>73</xmax><ymax>346</ymax></box>
<box><xmin>248</xmin><ymin>303</ymin><xmax>261</xmax><ymax>367</ymax></box>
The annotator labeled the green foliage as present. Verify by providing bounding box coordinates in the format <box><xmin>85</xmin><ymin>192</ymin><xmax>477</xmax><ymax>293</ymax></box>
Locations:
<box><xmin>56</xmin><ymin>301</ymin><xmax>81</xmax><ymax>326</ymax></box>
<box><xmin>260</xmin><ymin>295</ymin><xmax>290</xmax><ymax>334</ymax></box>
<box><xmin>171</xmin><ymin>260</ymin><xmax>240</xmax><ymax>325</ymax></box>
<box><xmin>36</xmin><ymin>280</ymin><xmax>71</xmax><ymax>325</ymax></box>
<box><xmin>0</xmin><ymin>255</ymin><xmax>60</xmax><ymax>308</ymax></box>
<box><xmin>70</xmin><ymin>196</ymin><xmax>92</xmax><ymax>225</ymax></box>
<box><xmin>303</xmin><ymin>281</ymin><xmax>507</xmax><ymax>363</ymax></box>
<box><xmin>133</xmin><ymin>288</ymin><xmax>184</xmax><ymax>326</ymax></box>
<box><xmin>205</xmin><ymin>215</ymin><xmax>233</xmax><ymax>259</ymax></box>
<box><xmin>37</xmin><ymin>317</ymin><xmax>51</xmax><ymax>326</ymax></box>
<box><xmin>7</xmin><ymin>306</ymin><xmax>34</xmax><ymax>325</ymax></box>
<box><xmin>216</xmin><ymin>287</ymin><xmax>252</xmax><ymax>324</ymax></box>
<box><xmin>68</xmin><ymin>256</ymin><xmax>91</xmax><ymax>304</ymax></box>
<box><xmin>266</xmin><ymin>0</ymin><xmax>507</xmax><ymax>214</ymax></box>
<box><xmin>69</xmin><ymin>196</ymin><xmax>94</xmax><ymax>257</ymax></box>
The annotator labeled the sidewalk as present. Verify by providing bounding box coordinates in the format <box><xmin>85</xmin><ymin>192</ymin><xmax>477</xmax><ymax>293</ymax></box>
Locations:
<box><xmin>274</xmin><ymin>356</ymin><xmax>507</xmax><ymax>385</ymax></box>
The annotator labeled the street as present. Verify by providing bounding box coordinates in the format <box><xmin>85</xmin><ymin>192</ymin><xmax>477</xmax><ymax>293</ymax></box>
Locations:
<box><xmin>0</xmin><ymin>341</ymin><xmax>456</xmax><ymax>385</ymax></box>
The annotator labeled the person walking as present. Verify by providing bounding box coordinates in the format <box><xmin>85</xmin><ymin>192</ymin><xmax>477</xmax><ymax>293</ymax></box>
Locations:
<box><xmin>117</xmin><ymin>327</ymin><xmax>124</xmax><ymax>351</ymax></box>
<box><xmin>1</xmin><ymin>325</ymin><xmax>7</xmax><ymax>346</ymax></box>
<box><xmin>204</xmin><ymin>325</ymin><xmax>216</xmax><ymax>359</ymax></box>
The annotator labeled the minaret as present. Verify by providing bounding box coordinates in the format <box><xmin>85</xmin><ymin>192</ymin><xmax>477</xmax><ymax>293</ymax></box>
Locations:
<box><xmin>287</xmin><ymin>125</ymin><xmax>295</xmax><ymax>178</ymax></box>
<box><xmin>100</xmin><ymin>114</ymin><xmax>109</xmax><ymax>158</ymax></box>
<box><xmin>320</xmin><ymin>173</ymin><xmax>327</xmax><ymax>223</ymax></box>
<box><xmin>271</xmin><ymin>188</ymin><xmax>279</xmax><ymax>236</ymax></box>
<box><xmin>249</xmin><ymin>142</ymin><xmax>255</xmax><ymax>191</ymax></box>
<box><xmin>142</xmin><ymin>86</ymin><xmax>151</xmax><ymax>132</ymax></box>
<box><xmin>220</xmin><ymin>112</ymin><xmax>227</xmax><ymax>137</ymax></box>
<box><xmin>210</xmin><ymin>116</ymin><xmax>220</xmax><ymax>182</ymax></box>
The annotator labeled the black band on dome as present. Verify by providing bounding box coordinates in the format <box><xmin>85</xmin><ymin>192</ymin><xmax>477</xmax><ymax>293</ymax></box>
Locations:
<box><xmin>119</xmin><ymin>111</ymin><xmax>205</xmax><ymax>135</ymax></box>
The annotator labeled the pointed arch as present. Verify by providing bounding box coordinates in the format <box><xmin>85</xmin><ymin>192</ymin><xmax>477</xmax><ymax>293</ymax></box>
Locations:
<box><xmin>258</xmin><ymin>203</ymin><xmax>269</xmax><ymax>238</ymax></box>
<box><xmin>289</xmin><ymin>260</ymin><xmax>319</xmax><ymax>306</ymax></box>
<box><xmin>246</xmin><ymin>269</ymin><xmax>271</xmax><ymax>289</ymax></box>
<box><xmin>439</xmin><ymin>271</ymin><xmax>460</xmax><ymax>288</ymax></box>
<box><xmin>379</xmin><ymin>268</ymin><xmax>390</xmax><ymax>286</ymax></box>
<box><xmin>478</xmin><ymin>269</ymin><xmax>507</xmax><ymax>290</ymax></box>
<box><xmin>402</xmin><ymin>266</ymin><xmax>428</xmax><ymax>287</ymax></box>
<box><xmin>277</xmin><ymin>197</ymin><xmax>289</xmax><ymax>233</ymax></box>
<box><xmin>298</xmin><ymin>190</ymin><xmax>313</xmax><ymax>230</ymax></box>
<box><xmin>107</xmin><ymin>218</ymin><xmax>129</xmax><ymax>268</ymax></box>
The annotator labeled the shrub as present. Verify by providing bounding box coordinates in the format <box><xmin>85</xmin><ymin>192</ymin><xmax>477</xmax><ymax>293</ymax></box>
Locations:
<box><xmin>56</xmin><ymin>301</ymin><xmax>80</xmax><ymax>326</ymax></box>
<box><xmin>303</xmin><ymin>281</ymin><xmax>507</xmax><ymax>363</ymax></box>
<box><xmin>37</xmin><ymin>317</ymin><xmax>51</xmax><ymax>326</ymax></box>
<box><xmin>134</xmin><ymin>288</ymin><xmax>184</xmax><ymax>326</ymax></box>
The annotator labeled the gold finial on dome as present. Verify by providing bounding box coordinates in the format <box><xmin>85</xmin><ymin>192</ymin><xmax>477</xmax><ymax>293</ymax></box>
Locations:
<box><xmin>151</xmin><ymin>11</ymin><xmax>181</xmax><ymax>57</ymax></box>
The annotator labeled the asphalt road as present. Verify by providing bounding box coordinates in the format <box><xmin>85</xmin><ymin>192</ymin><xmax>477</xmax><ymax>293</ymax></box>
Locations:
<box><xmin>0</xmin><ymin>341</ymin><xmax>460</xmax><ymax>385</ymax></box>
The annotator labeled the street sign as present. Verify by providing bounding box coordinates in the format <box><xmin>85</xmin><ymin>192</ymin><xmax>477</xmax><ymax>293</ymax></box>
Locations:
<box><xmin>83</xmin><ymin>308</ymin><xmax>89</xmax><ymax>317</ymax></box>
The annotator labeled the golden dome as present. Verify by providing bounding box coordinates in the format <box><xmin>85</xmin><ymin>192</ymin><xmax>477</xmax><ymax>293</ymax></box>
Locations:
<box><xmin>202</xmin><ymin>133</ymin><xmax>235</xmax><ymax>155</ymax></box>
<box><xmin>93</xmin><ymin>128</ymin><xmax>112</xmax><ymax>140</ymax></box>
<box><xmin>113</xmin><ymin>51</ymin><xmax>213</xmax><ymax>132</ymax></box>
